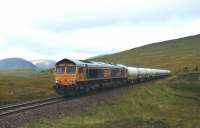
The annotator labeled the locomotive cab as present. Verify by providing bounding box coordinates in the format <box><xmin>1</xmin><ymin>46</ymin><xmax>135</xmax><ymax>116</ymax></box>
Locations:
<box><xmin>54</xmin><ymin>58</ymin><xmax>97</xmax><ymax>95</ymax></box>
<box><xmin>55</xmin><ymin>62</ymin><xmax>77</xmax><ymax>86</ymax></box>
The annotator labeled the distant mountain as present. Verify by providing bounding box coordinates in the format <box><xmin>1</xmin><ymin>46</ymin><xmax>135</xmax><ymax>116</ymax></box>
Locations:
<box><xmin>31</xmin><ymin>59</ymin><xmax>56</xmax><ymax>70</ymax></box>
<box><xmin>0</xmin><ymin>58</ymin><xmax>37</xmax><ymax>70</ymax></box>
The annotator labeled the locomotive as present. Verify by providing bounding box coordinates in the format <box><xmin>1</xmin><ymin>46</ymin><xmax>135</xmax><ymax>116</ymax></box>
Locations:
<box><xmin>53</xmin><ymin>58</ymin><xmax>170</xmax><ymax>96</ymax></box>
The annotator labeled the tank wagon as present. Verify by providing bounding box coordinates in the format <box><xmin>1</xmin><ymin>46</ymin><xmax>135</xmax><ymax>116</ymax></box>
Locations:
<box><xmin>53</xmin><ymin>58</ymin><xmax>170</xmax><ymax>96</ymax></box>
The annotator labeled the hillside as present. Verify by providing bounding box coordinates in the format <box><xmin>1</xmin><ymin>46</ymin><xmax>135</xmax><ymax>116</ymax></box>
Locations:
<box><xmin>92</xmin><ymin>34</ymin><xmax>200</xmax><ymax>73</ymax></box>
<box><xmin>0</xmin><ymin>58</ymin><xmax>37</xmax><ymax>70</ymax></box>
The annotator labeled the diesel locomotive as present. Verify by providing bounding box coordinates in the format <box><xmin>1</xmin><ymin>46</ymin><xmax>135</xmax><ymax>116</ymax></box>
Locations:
<box><xmin>53</xmin><ymin>58</ymin><xmax>170</xmax><ymax>96</ymax></box>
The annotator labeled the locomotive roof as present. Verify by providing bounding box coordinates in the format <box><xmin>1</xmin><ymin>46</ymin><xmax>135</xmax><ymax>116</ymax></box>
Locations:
<box><xmin>56</xmin><ymin>58</ymin><xmax>123</xmax><ymax>69</ymax></box>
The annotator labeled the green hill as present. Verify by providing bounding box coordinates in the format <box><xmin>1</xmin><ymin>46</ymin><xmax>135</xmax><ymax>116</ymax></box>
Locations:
<box><xmin>92</xmin><ymin>34</ymin><xmax>200</xmax><ymax>73</ymax></box>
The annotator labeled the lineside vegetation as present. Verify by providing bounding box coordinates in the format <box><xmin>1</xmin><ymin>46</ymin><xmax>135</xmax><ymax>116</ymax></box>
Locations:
<box><xmin>23</xmin><ymin>72</ymin><xmax>200</xmax><ymax>128</ymax></box>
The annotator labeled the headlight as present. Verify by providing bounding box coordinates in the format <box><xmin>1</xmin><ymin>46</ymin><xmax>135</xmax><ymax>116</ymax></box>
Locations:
<box><xmin>55</xmin><ymin>80</ymin><xmax>59</xmax><ymax>83</ymax></box>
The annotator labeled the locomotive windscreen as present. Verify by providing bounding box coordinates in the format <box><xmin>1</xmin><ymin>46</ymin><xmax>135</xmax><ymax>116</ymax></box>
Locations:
<box><xmin>56</xmin><ymin>66</ymin><xmax>65</xmax><ymax>73</ymax></box>
<box><xmin>67</xmin><ymin>66</ymin><xmax>76</xmax><ymax>74</ymax></box>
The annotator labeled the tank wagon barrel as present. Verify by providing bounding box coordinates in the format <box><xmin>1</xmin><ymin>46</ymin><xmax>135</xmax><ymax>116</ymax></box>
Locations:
<box><xmin>127</xmin><ymin>67</ymin><xmax>170</xmax><ymax>77</ymax></box>
<box><xmin>126</xmin><ymin>67</ymin><xmax>170</xmax><ymax>83</ymax></box>
<box><xmin>53</xmin><ymin>58</ymin><xmax>171</xmax><ymax>96</ymax></box>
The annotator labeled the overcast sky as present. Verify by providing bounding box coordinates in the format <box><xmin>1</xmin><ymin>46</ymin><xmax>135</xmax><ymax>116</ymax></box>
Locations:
<box><xmin>0</xmin><ymin>0</ymin><xmax>200</xmax><ymax>60</ymax></box>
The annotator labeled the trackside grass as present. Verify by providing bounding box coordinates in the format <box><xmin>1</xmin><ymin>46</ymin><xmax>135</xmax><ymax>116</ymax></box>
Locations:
<box><xmin>0</xmin><ymin>74</ymin><xmax>57</xmax><ymax>105</ymax></box>
<box><xmin>22</xmin><ymin>72</ymin><xmax>200</xmax><ymax>128</ymax></box>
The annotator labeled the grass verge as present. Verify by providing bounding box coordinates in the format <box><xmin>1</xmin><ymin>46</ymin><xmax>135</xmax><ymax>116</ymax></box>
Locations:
<box><xmin>0</xmin><ymin>74</ymin><xmax>57</xmax><ymax>105</ymax></box>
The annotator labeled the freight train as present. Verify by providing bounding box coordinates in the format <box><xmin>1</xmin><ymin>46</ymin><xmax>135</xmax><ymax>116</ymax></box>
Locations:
<box><xmin>53</xmin><ymin>58</ymin><xmax>171</xmax><ymax>96</ymax></box>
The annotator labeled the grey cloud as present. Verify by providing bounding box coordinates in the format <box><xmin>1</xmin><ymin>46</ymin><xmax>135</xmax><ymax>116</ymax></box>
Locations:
<box><xmin>8</xmin><ymin>37</ymin><xmax>59</xmax><ymax>55</ymax></box>
<box><xmin>7</xmin><ymin>36</ymin><xmax>110</xmax><ymax>57</ymax></box>
<box><xmin>36</xmin><ymin>0</ymin><xmax>200</xmax><ymax>32</ymax></box>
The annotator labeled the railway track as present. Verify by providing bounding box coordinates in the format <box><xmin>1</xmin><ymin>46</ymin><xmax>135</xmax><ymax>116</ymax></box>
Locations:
<box><xmin>0</xmin><ymin>96</ymin><xmax>65</xmax><ymax>118</ymax></box>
